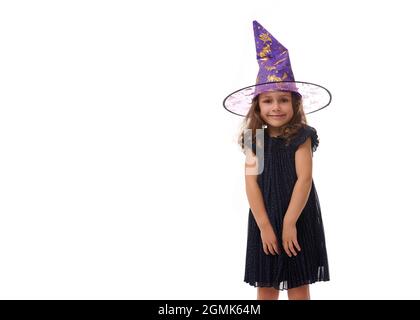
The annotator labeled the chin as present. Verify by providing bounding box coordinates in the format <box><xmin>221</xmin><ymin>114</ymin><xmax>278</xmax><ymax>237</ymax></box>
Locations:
<box><xmin>270</xmin><ymin>119</ymin><xmax>289</xmax><ymax>125</ymax></box>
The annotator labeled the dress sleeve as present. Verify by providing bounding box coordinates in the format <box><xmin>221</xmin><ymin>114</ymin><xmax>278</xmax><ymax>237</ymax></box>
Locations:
<box><xmin>243</xmin><ymin>134</ymin><xmax>263</xmax><ymax>157</ymax></box>
<box><xmin>242</xmin><ymin>136</ymin><xmax>257</xmax><ymax>156</ymax></box>
<box><xmin>291</xmin><ymin>125</ymin><xmax>319</xmax><ymax>153</ymax></box>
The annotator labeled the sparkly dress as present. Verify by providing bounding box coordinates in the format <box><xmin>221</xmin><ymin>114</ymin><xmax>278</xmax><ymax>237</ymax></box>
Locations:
<box><xmin>244</xmin><ymin>124</ymin><xmax>330</xmax><ymax>290</ymax></box>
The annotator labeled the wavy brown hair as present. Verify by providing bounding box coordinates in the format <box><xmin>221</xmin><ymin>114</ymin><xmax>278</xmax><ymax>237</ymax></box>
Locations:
<box><xmin>238</xmin><ymin>91</ymin><xmax>307</xmax><ymax>155</ymax></box>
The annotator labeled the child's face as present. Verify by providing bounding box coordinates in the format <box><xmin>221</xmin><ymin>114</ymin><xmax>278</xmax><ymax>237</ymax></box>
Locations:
<box><xmin>258</xmin><ymin>91</ymin><xmax>293</xmax><ymax>128</ymax></box>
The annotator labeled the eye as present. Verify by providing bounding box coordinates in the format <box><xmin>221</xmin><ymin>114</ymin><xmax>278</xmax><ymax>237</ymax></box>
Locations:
<box><xmin>262</xmin><ymin>98</ymin><xmax>289</xmax><ymax>103</ymax></box>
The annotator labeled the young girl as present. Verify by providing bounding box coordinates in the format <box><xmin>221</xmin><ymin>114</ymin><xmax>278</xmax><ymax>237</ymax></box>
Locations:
<box><xmin>241</xmin><ymin>90</ymin><xmax>329</xmax><ymax>300</ymax></box>
<box><xmin>223</xmin><ymin>20</ymin><xmax>331</xmax><ymax>300</ymax></box>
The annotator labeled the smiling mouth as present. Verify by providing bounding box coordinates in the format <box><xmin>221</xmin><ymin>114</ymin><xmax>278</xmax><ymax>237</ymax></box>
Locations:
<box><xmin>269</xmin><ymin>114</ymin><xmax>286</xmax><ymax>118</ymax></box>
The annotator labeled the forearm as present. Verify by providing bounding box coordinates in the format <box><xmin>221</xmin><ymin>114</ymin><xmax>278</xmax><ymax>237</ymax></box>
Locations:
<box><xmin>284</xmin><ymin>178</ymin><xmax>313</xmax><ymax>224</ymax></box>
<box><xmin>245</xmin><ymin>181</ymin><xmax>271</xmax><ymax>230</ymax></box>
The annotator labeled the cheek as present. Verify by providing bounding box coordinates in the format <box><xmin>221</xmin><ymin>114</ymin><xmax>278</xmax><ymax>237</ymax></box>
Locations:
<box><xmin>285</xmin><ymin>103</ymin><xmax>293</xmax><ymax>114</ymax></box>
<box><xmin>259</xmin><ymin>104</ymin><xmax>270</xmax><ymax>113</ymax></box>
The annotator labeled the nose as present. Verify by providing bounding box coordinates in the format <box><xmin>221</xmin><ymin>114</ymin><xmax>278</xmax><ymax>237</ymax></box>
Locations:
<box><xmin>272</xmin><ymin>104</ymin><xmax>282</xmax><ymax>111</ymax></box>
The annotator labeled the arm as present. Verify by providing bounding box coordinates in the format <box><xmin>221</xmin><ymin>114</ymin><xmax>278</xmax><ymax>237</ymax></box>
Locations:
<box><xmin>282</xmin><ymin>136</ymin><xmax>313</xmax><ymax>257</ymax></box>
<box><xmin>245</xmin><ymin>151</ymin><xmax>280</xmax><ymax>255</ymax></box>
<box><xmin>283</xmin><ymin>136</ymin><xmax>313</xmax><ymax>225</ymax></box>
<box><xmin>244</xmin><ymin>152</ymin><xmax>271</xmax><ymax>230</ymax></box>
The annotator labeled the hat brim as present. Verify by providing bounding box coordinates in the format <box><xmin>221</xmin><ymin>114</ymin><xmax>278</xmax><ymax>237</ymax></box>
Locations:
<box><xmin>223</xmin><ymin>81</ymin><xmax>332</xmax><ymax>117</ymax></box>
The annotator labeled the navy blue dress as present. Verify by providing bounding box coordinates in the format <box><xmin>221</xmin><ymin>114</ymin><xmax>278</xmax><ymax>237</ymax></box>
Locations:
<box><xmin>244</xmin><ymin>124</ymin><xmax>330</xmax><ymax>290</ymax></box>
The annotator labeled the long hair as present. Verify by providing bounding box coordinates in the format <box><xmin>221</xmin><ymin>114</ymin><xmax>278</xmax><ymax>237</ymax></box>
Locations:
<box><xmin>238</xmin><ymin>91</ymin><xmax>307</xmax><ymax>155</ymax></box>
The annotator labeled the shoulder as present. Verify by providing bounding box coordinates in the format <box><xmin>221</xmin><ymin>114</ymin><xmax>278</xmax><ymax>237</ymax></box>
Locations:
<box><xmin>291</xmin><ymin>124</ymin><xmax>319</xmax><ymax>152</ymax></box>
<box><xmin>299</xmin><ymin>124</ymin><xmax>317</xmax><ymax>136</ymax></box>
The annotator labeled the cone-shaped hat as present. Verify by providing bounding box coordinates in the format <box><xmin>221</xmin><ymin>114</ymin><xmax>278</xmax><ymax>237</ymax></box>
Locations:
<box><xmin>223</xmin><ymin>20</ymin><xmax>331</xmax><ymax>116</ymax></box>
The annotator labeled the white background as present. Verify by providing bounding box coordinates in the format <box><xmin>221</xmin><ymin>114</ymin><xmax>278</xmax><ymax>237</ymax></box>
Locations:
<box><xmin>0</xmin><ymin>0</ymin><xmax>419</xmax><ymax>300</ymax></box>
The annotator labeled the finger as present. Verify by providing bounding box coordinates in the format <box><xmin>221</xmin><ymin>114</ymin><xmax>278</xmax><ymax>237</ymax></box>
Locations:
<box><xmin>283</xmin><ymin>241</ymin><xmax>291</xmax><ymax>257</ymax></box>
<box><xmin>268</xmin><ymin>243</ymin><xmax>276</xmax><ymax>255</ymax></box>
<box><xmin>273</xmin><ymin>242</ymin><xmax>280</xmax><ymax>255</ymax></box>
<box><xmin>293</xmin><ymin>239</ymin><xmax>301</xmax><ymax>252</ymax></box>
<box><xmin>270</xmin><ymin>242</ymin><xmax>279</xmax><ymax>255</ymax></box>
<box><xmin>263</xmin><ymin>243</ymin><xmax>268</xmax><ymax>255</ymax></box>
<box><xmin>288</xmin><ymin>241</ymin><xmax>297</xmax><ymax>256</ymax></box>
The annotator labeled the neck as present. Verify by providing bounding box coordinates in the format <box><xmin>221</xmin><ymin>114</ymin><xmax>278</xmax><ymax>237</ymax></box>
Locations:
<box><xmin>268</xmin><ymin>127</ymin><xmax>283</xmax><ymax>137</ymax></box>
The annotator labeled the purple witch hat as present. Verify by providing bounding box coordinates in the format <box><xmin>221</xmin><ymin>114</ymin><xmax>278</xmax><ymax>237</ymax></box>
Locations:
<box><xmin>223</xmin><ymin>20</ymin><xmax>332</xmax><ymax>116</ymax></box>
